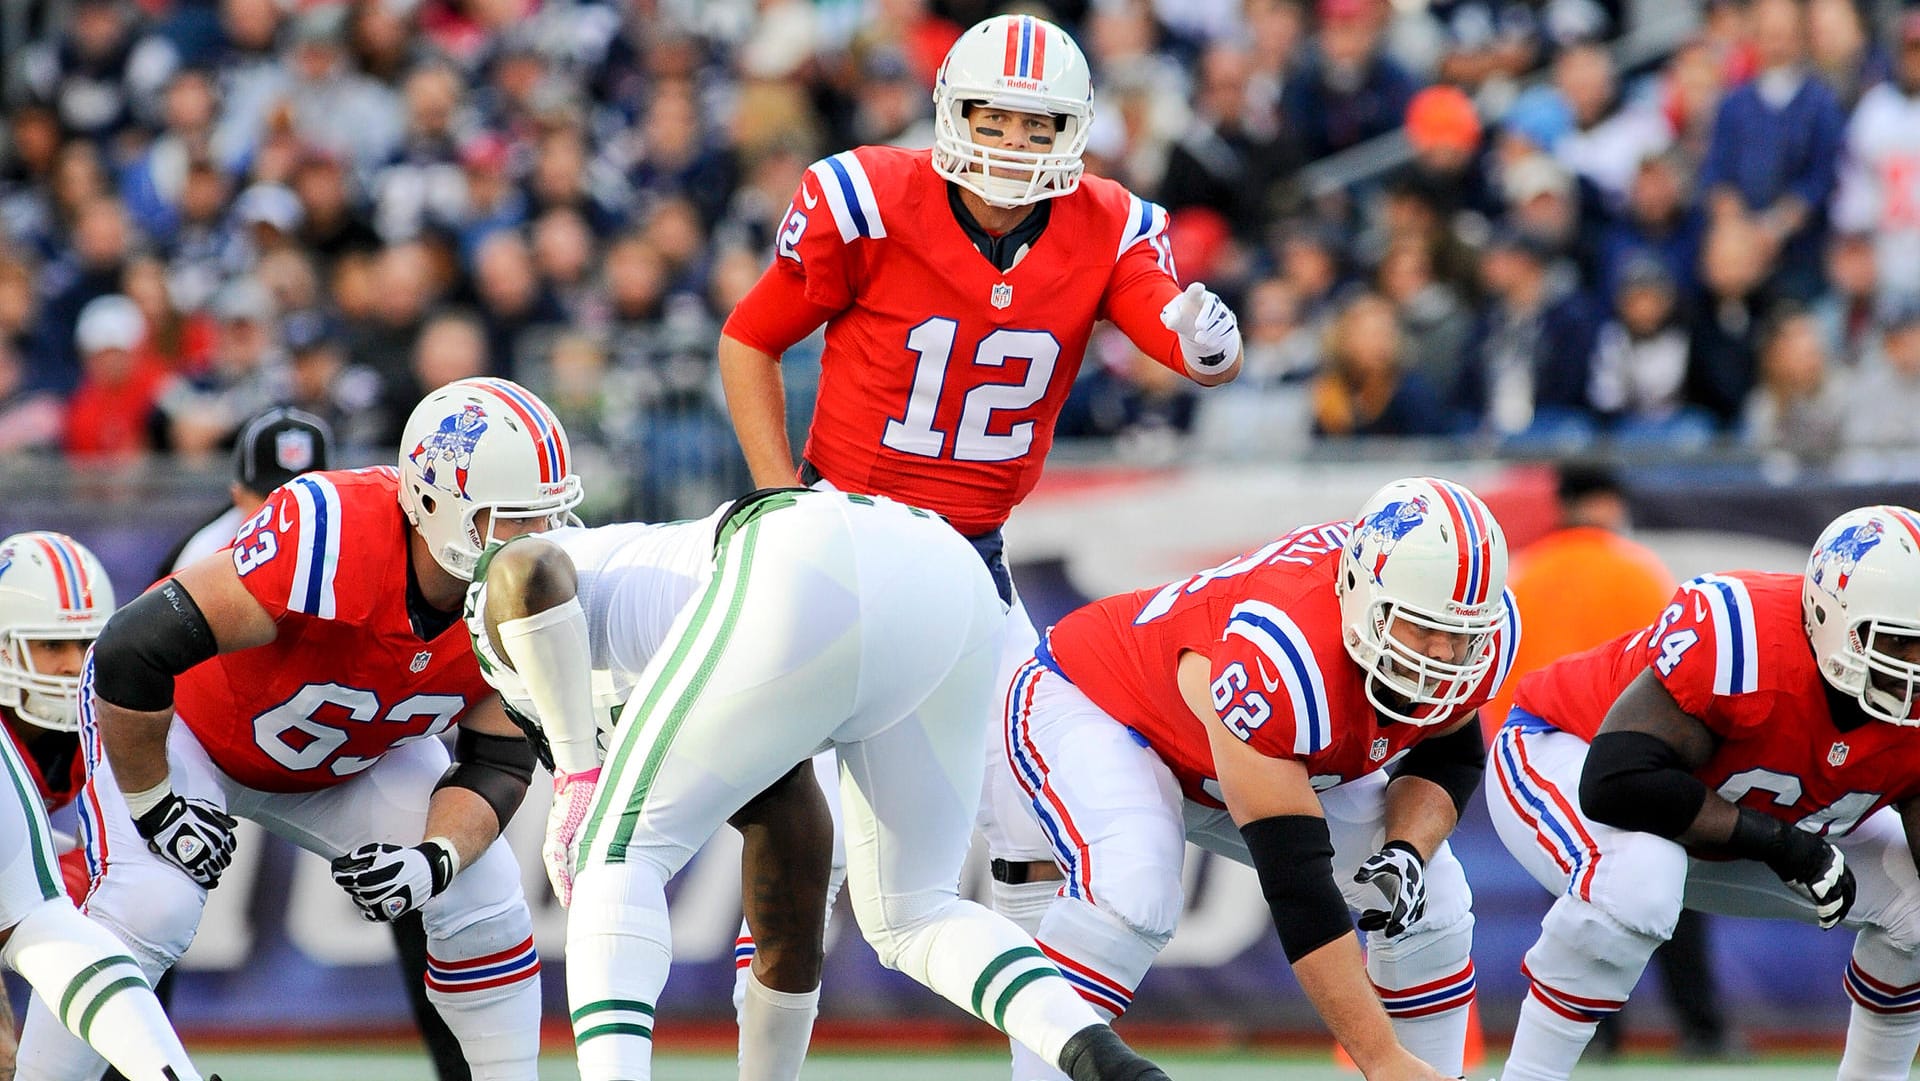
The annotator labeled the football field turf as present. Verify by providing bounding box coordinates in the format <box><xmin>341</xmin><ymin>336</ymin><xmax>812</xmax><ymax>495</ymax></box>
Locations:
<box><xmin>192</xmin><ymin>1047</ymin><xmax>1838</xmax><ymax>1080</ymax></box>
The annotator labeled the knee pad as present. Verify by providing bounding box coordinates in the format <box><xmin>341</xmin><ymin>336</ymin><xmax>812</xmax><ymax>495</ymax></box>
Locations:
<box><xmin>1525</xmin><ymin>896</ymin><xmax>1666</xmax><ymax>1006</ymax></box>
<box><xmin>857</xmin><ymin>888</ymin><xmax>965</xmax><ymax>970</ymax></box>
<box><xmin>82</xmin><ymin>874</ymin><xmax>204</xmax><ymax>974</ymax></box>
<box><xmin>1092</xmin><ymin>867</ymin><xmax>1181</xmax><ymax>950</ymax></box>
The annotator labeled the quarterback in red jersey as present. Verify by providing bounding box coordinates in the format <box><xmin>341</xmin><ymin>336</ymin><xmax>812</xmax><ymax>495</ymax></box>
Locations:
<box><xmin>1002</xmin><ymin>478</ymin><xmax>1518</xmax><ymax>1081</ymax></box>
<box><xmin>15</xmin><ymin>379</ymin><xmax>581</xmax><ymax>1081</ymax></box>
<box><xmin>718</xmin><ymin>12</ymin><xmax>1245</xmax><ymax>1062</ymax></box>
<box><xmin>1488</xmin><ymin>505</ymin><xmax>1920</xmax><ymax>1081</ymax></box>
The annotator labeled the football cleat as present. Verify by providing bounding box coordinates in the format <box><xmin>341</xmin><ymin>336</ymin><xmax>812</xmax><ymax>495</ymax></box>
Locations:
<box><xmin>1057</xmin><ymin>1024</ymin><xmax>1171</xmax><ymax>1081</ymax></box>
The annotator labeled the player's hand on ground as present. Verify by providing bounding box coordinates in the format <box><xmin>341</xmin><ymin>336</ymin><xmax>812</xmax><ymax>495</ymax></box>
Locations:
<box><xmin>544</xmin><ymin>767</ymin><xmax>599</xmax><ymax>906</ymax></box>
<box><xmin>1354</xmin><ymin>840</ymin><xmax>1427</xmax><ymax>938</ymax></box>
<box><xmin>330</xmin><ymin>840</ymin><xmax>455</xmax><ymax>922</ymax></box>
<box><xmin>1360</xmin><ymin>1048</ymin><xmax>1449</xmax><ymax>1081</ymax></box>
<box><xmin>1158</xmin><ymin>281</ymin><xmax>1240</xmax><ymax>374</ymax></box>
<box><xmin>132</xmin><ymin>793</ymin><xmax>238</xmax><ymax>889</ymax></box>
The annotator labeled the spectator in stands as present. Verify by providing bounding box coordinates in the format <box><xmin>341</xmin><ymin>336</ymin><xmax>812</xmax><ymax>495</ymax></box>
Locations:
<box><xmin>160</xmin><ymin>157</ymin><xmax>234</xmax><ymax>314</ymax></box>
<box><xmin>42</xmin><ymin>195</ymin><xmax>134</xmax><ymax>390</ymax></box>
<box><xmin>1553</xmin><ymin>43</ymin><xmax>1671</xmax><ymax>211</ymax></box>
<box><xmin>1810</xmin><ymin>231</ymin><xmax>1879</xmax><ymax>369</ymax></box>
<box><xmin>850</xmin><ymin>47</ymin><xmax>936</xmax><ymax>149</ymax></box>
<box><xmin>1276</xmin><ymin>219</ymin><xmax>1350</xmax><ymax>338</ymax></box>
<box><xmin>20</xmin><ymin>0</ymin><xmax>176</xmax><ymax>144</ymax></box>
<box><xmin>1310</xmin><ymin>291</ymin><xmax>1447</xmax><ymax>437</ymax></box>
<box><xmin>159</xmin><ymin>278</ymin><xmax>288</xmax><ymax>454</ymax></box>
<box><xmin>1832</xmin><ymin>12</ymin><xmax>1920</xmax><ymax>308</ymax></box>
<box><xmin>528</xmin><ymin>122</ymin><xmax>628</xmax><ymax>237</ymax></box>
<box><xmin>0</xmin><ymin>340</ymin><xmax>63</xmax><ymax>456</ymax></box>
<box><xmin>408</xmin><ymin>308</ymin><xmax>488</xmax><ymax>402</ymax></box>
<box><xmin>121</xmin><ymin>255</ymin><xmax>215</xmax><ymax>376</ymax></box>
<box><xmin>531</xmin><ymin>206</ymin><xmax>600</xmax><ymax>328</ymax></box>
<box><xmin>290</xmin><ymin>147</ymin><xmax>382</xmax><ymax>274</ymax></box>
<box><xmin>1378</xmin><ymin>236</ymin><xmax>1474</xmax><ymax>392</ymax></box>
<box><xmin>62</xmin><ymin>294</ymin><xmax>169</xmax><ymax>459</ymax></box>
<box><xmin>626</xmin><ymin>79</ymin><xmax>732</xmax><ymax>227</ymax></box>
<box><xmin>372</xmin><ymin>63</ymin><xmax>469</xmax><ymax>243</ymax></box>
<box><xmin>1589</xmin><ymin>255</ymin><xmax>1712</xmax><ymax>442</ymax></box>
<box><xmin>454</xmin><ymin>134</ymin><xmax>527</xmax><ymax>262</ymax></box>
<box><xmin>1840</xmin><ymin>299</ymin><xmax>1920</xmax><ymax>451</ymax></box>
<box><xmin>0</xmin><ymin>103</ymin><xmax>65</xmax><ymax>259</ymax></box>
<box><xmin>232</xmin><ymin>182</ymin><xmax>305</xmax><ymax>270</ymax></box>
<box><xmin>1697</xmin><ymin>0</ymin><xmax>1844</xmax><ymax>302</ymax></box>
<box><xmin>1159</xmin><ymin>42</ymin><xmax>1301</xmax><ymax>237</ymax></box>
<box><xmin>1598</xmin><ymin>149</ymin><xmax>1703</xmax><ymax>301</ymax></box>
<box><xmin>1452</xmin><ymin>227</ymin><xmax>1602</xmax><ymax>441</ymax></box>
<box><xmin>281</xmin><ymin>309</ymin><xmax>386</xmax><ymax>453</ymax></box>
<box><xmin>1743</xmin><ymin>307</ymin><xmax>1847</xmax><ymax>458</ymax></box>
<box><xmin>1688</xmin><ymin>210</ymin><xmax>1771</xmax><ymax>424</ymax></box>
<box><xmin>1284</xmin><ymin>0</ymin><xmax>1419</xmax><ymax>161</ymax></box>
<box><xmin>471</xmin><ymin>229</ymin><xmax>565</xmax><ymax>379</ymax></box>
<box><xmin>219</xmin><ymin>5</ymin><xmax>402</xmax><ymax>181</ymax></box>
<box><xmin>1394</xmin><ymin>84</ymin><xmax>1499</xmax><ymax>223</ymax></box>
<box><xmin>1806</xmin><ymin>0</ymin><xmax>1888</xmax><ymax>111</ymax></box>
<box><xmin>121</xmin><ymin>68</ymin><xmax>221</xmax><ymax>246</ymax></box>
<box><xmin>0</xmin><ymin>261</ymin><xmax>57</xmax><ymax>394</ymax></box>
<box><xmin>1501</xmin><ymin>152</ymin><xmax>1597</xmax><ymax>285</ymax></box>
<box><xmin>349</xmin><ymin>239</ymin><xmax>437</xmax><ymax>392</ymax></box>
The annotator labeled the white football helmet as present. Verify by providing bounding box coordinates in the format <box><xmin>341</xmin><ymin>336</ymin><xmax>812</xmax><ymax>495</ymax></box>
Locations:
<box><xmin>1803</xmin><ymin>506</ymin><xmax>1920</xmax><ymax>725</ymax></box>
<box><xmin>932</xmin><ymin>14</ymin><xmax>1093</xmax><ymax>207</ymax></box>
<box><xmin>1336</xmin><ymin>477</ymin><xmax>1511</xmax><ymax>726</ymax></box>
<box><xmin>0</xmin><ymin>532</ymin><xmax>116</xmax><ymax>732</ymax></box>
<box><xmin>398</xmin><ymin>377</ymin><xmax>584</xmax><ymax>581</ymax></box>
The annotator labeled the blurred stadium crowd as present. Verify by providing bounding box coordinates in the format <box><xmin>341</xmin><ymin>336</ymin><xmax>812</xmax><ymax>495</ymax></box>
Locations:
<box><xmin>2</xmin><ymin>0</ymin><xmax>1918</xmax><ymax>514</ymax></box>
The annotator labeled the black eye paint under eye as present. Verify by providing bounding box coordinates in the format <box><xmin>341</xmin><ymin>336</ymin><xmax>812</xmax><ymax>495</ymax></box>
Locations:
<box><xmin>975</xmin><ymin>125</ymin><xmax>1006</xmax><ymax>138</ymax></box>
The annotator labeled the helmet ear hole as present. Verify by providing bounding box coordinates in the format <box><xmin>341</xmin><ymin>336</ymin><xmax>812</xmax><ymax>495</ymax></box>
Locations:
<box><xmin>420</xmin><ymin>493</ymin><xmax>437</xmax><ymax>515</ymax></box>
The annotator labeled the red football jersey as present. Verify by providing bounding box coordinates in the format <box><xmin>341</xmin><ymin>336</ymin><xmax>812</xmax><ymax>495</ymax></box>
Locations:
<box><xmin>726</xmin><ymin>146</ymin><xmax>1188</xmax><ymax>535</ymax></box>
<box><xmin>171</xmin><ymin>467</ymin><xmax>491</xmax><ymax>793</ymax></box>
<box><xmin>1048</xmin><ymin>522</ymin><xmax>1521</xmax><ymax>807</ymax></box>
<box><xmin>1514</xmin><ymin>570</ymin><xmax>1920</xmax><ymax>835</ymax></box>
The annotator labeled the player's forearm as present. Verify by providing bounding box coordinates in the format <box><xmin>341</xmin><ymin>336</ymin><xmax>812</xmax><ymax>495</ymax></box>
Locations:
<box><xmin>420</xmin><ymin>785</ymin><xmax>502</xmax><ymax>870</ymax></box>
<box><xmin>1380</xmin><ymin>775</ymin><xmax>1458</xmax><ymax>860</ymax></box>
<box><xmin>96</xmin><ymin>699</ymin><xmax>176</xmax><ymax>794</ymax></box>
<box><xmin>1291</xmin><ymin>934</ymin><xmax>1407</xmax><ymax>1074</ymax></box>
<box><xmin>718</xmin><ymin>334</ymin><xmax>799</xmax><ymax>489</ymax></box>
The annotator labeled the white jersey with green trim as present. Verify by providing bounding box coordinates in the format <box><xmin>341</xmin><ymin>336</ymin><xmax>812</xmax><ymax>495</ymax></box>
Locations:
<box><xmin>466</xmin><ymin>511</ymin><xmax>723</xmax><ymax>741</ymax></box>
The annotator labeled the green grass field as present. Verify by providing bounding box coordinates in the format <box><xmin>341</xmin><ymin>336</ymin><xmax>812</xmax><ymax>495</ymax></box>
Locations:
<box><xmin>190</xmin><ymin>1047</ymin><xmax>1842</xmax><ymax>1080</ymax></box>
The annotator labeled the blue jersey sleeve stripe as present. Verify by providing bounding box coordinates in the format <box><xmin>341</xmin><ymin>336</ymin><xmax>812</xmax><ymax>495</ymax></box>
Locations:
<box><xmin>1226</xmin><ymin>603</ymin><xmax>1329</xmax><ymax>754</ymax></box>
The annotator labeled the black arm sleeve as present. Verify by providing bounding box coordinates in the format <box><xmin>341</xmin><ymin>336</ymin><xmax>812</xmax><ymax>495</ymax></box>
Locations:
<box><xmin>90</xmin><ymin>579</ymin><xmax>219</xmax><ymax>712</ymax></box>
<box><xmin>1579</xmin><ymin>730</ymin><xmax>1710</xmax><ymax>838</ymax></box>
<box><xmin>434</xmin><ymin>728</ymin><xmax>539</xmax><ymax>831</ymax></box>
<box><xmin>1240</xmin><ymin>814</ymin><xmax>1353</xmax><ymax>963</ymax></box>
<box><xmin>1388</xmin><ymin>722</ymin><xmax>1487</xmax><ymax>818</ymax></box>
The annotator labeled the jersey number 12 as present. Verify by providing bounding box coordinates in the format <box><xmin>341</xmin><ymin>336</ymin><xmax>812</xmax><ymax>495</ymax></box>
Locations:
<box><xmin>882</xmin><ymin>318</ymin><xmax>1061</xmax><ymax>463</ymax></box>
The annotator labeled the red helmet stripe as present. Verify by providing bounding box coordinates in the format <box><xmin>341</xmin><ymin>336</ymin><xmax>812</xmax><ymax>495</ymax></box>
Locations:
<box><xmin>32</xmin><ymin>535</ymin><xmax>80</xmax><ymax>610</ymax></box>
<box><xmin>1004</xmin><ymin>20</ymin><xmax>1020</xmax><ymax>76</ymax></box>
<box><xmin>1030</xmin><ymin>19</ymin><xmax>1047</xmax><ymax>76</ymax></box>
<box><xmin>470</xmin><ymin>379</ymin><xmax>566</xmax><ymax>484</ymax></box>
<box><xmin>1431</xmin><ymin>485</ymin><xmax>1472</xmax><ymax>605</ymax></box>
<box><xmin>1886</xmin><ymin>507</ymin><xmax>1920</xmax><ymax>551</ymax></box>
<box><xmin>58</xmin><ymin>535</ymin><xmax>94</xmax><ymax>609</ymax></box>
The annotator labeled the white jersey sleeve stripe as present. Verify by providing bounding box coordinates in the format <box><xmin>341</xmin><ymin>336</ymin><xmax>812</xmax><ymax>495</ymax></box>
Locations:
<box><xmin>1225</xmin><ymin>600</ymin><xmax>1330</xmax><ymax>755</ymax></box>
<box><xmin>1116</xmin><ymin>194</ymin><xmax>1170</xmax><ymax>263</ymax></box>
<box><xmin>808</xmin><ymin>153</ymin><xmax>886</xmax><ymax>243</ymax></box>
<box><xmin>287</xmin><ymin>475</ymin><xmax>341</xmax><ymax>619</ymax></box>
<box><xmin>1688</xmin><ymin>574</ymin><xmax>1758</xmax><ymax>695</ymax></box>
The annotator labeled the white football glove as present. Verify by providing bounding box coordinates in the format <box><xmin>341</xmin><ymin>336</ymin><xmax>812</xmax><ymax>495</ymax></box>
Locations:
<box><xmin>331</xmin><ymin>840</ymin><xmax>457</xmax><ymax>922</ymax></box>
<box><xmin>1354</xmin><ymin>840</ymin><xmax>1427</xmax><ymax>938</ymax></box>
<box><xmin>544</xmin><ymin>767</ymin><xmax>600</xmax><ymax>907</ymax></box>
<box><xmin>1159</xmin><ymin>281</ymin><xmax>1241</xmax><ymax>377</ymax></box>
<box><xmin>133</xmin><ymin>792</ymin><xmax>239</xmax><ymax>889</ymax></box>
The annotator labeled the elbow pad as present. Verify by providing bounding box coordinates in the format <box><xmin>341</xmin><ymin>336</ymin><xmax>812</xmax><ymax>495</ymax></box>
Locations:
<box><xmin>1389</xmin><ymin>722</ymin><xmax>1487</xmax><ymax>818</ymax></box>
<box><xmin>1579</xmin><ymin>730</ymin><xmax>1709</xmax><ymax>838</ymax></box>
<box><xmin>90</xmin><ymin>579</ymin><xmax>219</xmax><ymax>712</ymax></box>
<box><xmin>1241</xmin><ymin>815</ymin><xmax>1353</xmax><ymax>963</ymax></box>
<box><xmin>435</xmin><ymin>728</ymin><xmax>538</xmax><ymax>831</ymax></box>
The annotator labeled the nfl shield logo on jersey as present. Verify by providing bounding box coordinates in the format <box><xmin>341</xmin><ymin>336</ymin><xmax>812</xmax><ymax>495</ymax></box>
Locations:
<box><xmin>1370</xmin><ymin>736</ymin><xmax>1390</xmax><ymax>761</ymax></box>
<box><xmin>991</xmin><ymin>282</ymin><xmax>1013</xmax><ymax>309</ymax></box>
<box><xmin>1829</xmin><ymin>741</ymin><xmax>1850</xmax><ymax>766</ymax></box>
<box><xmin>411</xmin><ymin>651</ymin><xmax>433</xmax><ymax>673</ymax></box>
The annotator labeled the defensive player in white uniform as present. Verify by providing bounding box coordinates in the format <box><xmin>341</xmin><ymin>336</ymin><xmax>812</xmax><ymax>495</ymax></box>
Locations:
<box><xmin>465</xmin><ymin>487</ymin><xmax>1173</xmax><ymax>1081</ymax></box>
<box><xmin>0</xmin><ymin>534</ymin><xmax>215</xmax><ymax>1081</ymax></box>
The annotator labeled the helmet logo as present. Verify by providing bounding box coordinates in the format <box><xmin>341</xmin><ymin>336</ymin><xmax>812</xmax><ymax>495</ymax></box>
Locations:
<box><xmin>1811</xmin><ymin>519</ymin><xmax>1884</xmax><ymax>597</ymax></box>
<box><xmin>409</xmin><ymin>403</ymin><xmax>489</xmax><ymax>500</ymax></box>
<box><xmin>1351</xmin><ymin>495</ymin><xmax>1431</xmax><ymax>583</ymax></box>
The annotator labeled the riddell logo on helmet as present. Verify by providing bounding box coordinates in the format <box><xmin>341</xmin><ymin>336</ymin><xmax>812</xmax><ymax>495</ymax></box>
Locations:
<box><xmin>999</xmin><ymin>77</ymin><xmax>1045</xmax><ymax>91</ymax></box>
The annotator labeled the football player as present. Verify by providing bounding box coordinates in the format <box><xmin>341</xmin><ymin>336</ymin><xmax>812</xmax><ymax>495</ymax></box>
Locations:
<box><xmin>1489</xmin><ymin>505</ymin><xmax>1920</xmax><ymax>1081</ymax></box>
<box><xmin>0</xmin><ymin>532</ymin><xmax>216</xmax><ymax>1081</ymax></box>
<box><xmin>15</xmin><ymin>379</ymin><xmax>578</xmax><ymax>1081</ymax></box>
<box><xmin>467</xmin><ymin>487</ymin><xmax>1172</xmax><ymax>1081</ymax></box>
<box><xmin>999</xmin><ymin>478</ymin><xmax>1519</xmax><ymax>1081</ymax></box>
<box><xmin>718</xmin><ymin>12</ymin><xmax>1244</xmax><ymax>1060</ymax></box>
